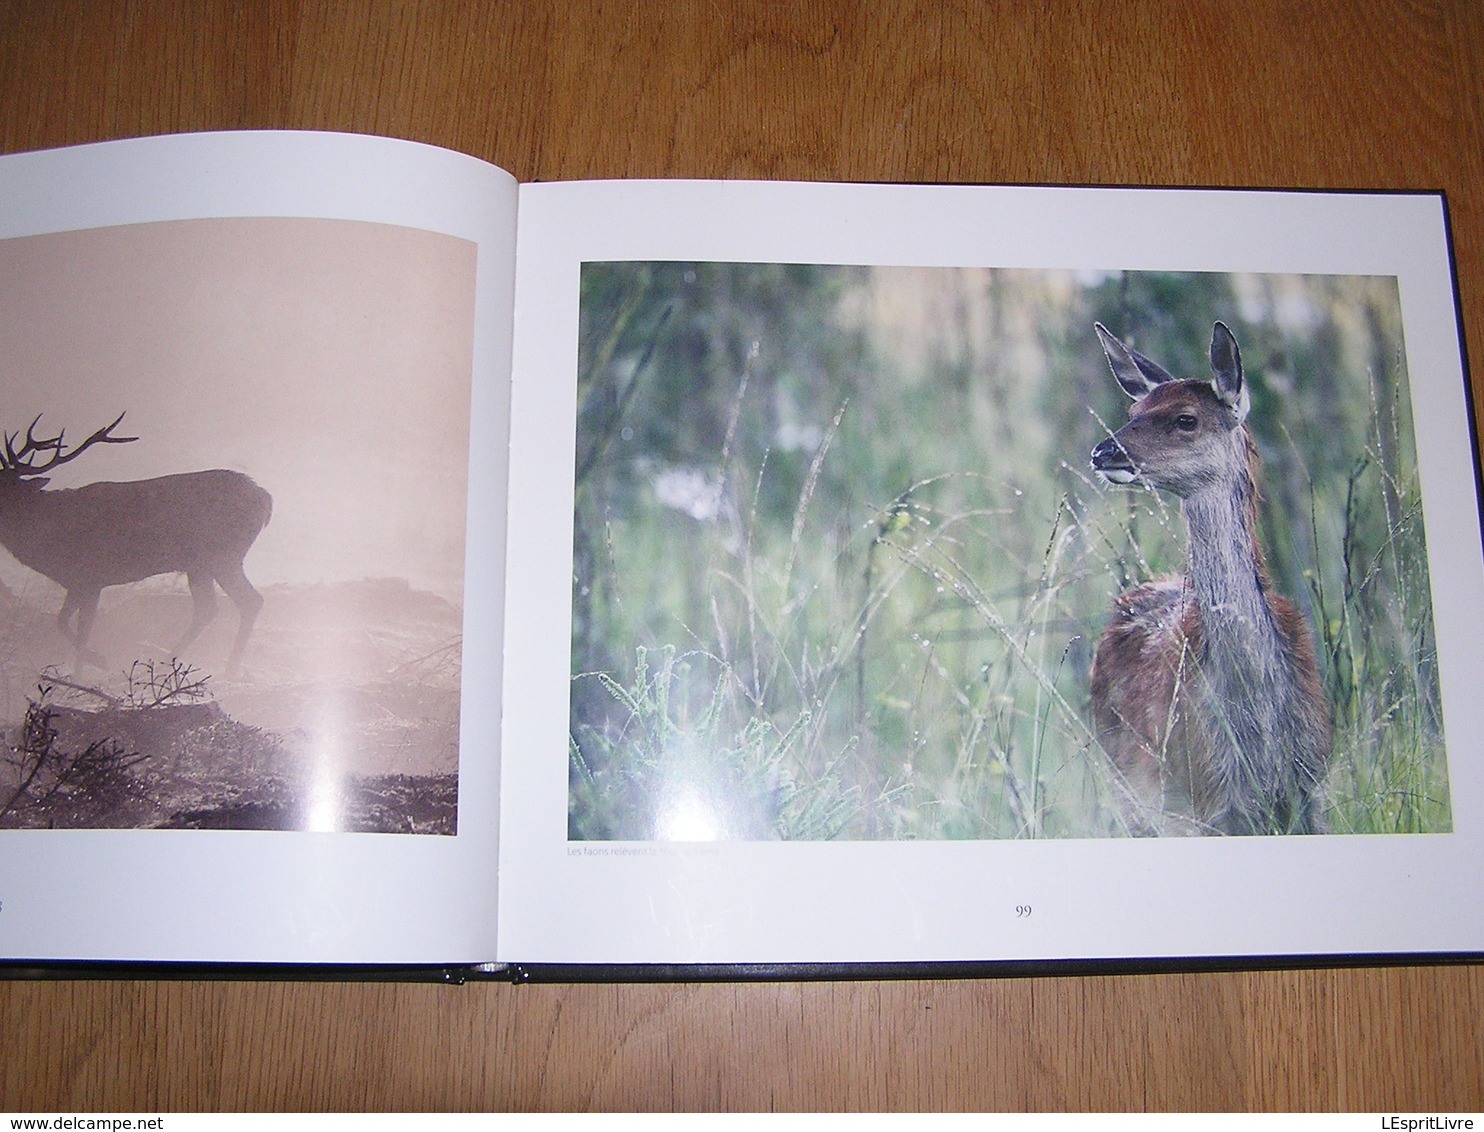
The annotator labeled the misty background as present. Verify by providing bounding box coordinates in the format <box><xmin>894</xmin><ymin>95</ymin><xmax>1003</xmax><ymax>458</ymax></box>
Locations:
<box><xmin>0</xmin><ymin>216</ymin><xmax>476</xmax><ymax>605</ymax></box>
<box><xmin>0</xmin><ymin>216</ymin><xmax>476</xmax><ymax>832</ymax></box>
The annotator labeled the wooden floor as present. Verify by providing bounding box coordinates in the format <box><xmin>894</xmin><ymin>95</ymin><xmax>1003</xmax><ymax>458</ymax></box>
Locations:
<box><xmin>2</xmin><ymin>0</ymin><xmax>1482</xmax><ymax>1112</ymax></box>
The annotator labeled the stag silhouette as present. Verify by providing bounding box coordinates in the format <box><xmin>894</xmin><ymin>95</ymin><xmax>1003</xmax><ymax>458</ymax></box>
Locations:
<box><xmin>1088</xmin><ymin>322</ymin><xmax>1330</xmax><ymax>835</ymax></box>
<box><xmin>0</xmin><ymin>413</ymin><xmax>272</xmax><ymax>676</ymax></box>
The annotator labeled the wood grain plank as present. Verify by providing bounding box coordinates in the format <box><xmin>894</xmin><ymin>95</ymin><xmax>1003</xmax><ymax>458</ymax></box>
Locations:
<box><xmin>0</xmin><ymin>0</ymin><xmax>1481</xmax><ymax>1113</ymax></box>
<box><xmin>4</xmin><ymin>968</ymin><xmax>1483</xmax><ymax>1110</ymax></box>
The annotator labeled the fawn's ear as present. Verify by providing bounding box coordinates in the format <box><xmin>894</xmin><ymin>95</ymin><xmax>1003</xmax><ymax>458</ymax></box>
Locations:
<box><xmin>1095</xmin><ymin>323</ymin><xmax>1176</xmax><ymax>401</ymax></box>
<box><xmin>1209</xmin><ymin>321</ymin><xmax>1250</xmax><ymax>422</ymax></box>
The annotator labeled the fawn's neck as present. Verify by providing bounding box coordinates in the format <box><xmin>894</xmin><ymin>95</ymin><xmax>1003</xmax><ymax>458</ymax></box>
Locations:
<box><xmin>1179</xmin><ymin>439</ymin><xmax>1279</xmax><ymax>656</ymax></box>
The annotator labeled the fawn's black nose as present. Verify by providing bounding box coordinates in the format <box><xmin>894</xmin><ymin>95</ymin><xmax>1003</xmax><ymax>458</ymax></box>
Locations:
<box><xmin>1091</xmin><ymin>436</ymin><xmax>1137</xmax><ymax>484</ymax></box>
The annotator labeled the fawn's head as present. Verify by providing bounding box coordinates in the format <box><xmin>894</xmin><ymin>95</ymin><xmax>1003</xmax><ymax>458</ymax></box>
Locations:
<box><xmin>1090</xmin><ymin>321</ymin><xmax>1251</xmax><ymax>498</ymax></box>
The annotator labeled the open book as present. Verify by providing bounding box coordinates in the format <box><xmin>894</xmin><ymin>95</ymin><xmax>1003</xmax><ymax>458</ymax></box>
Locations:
<box><xmin>0</xmin><ymin>131</ymin><xmax>1479</xmax><ymax>976</ymax></box>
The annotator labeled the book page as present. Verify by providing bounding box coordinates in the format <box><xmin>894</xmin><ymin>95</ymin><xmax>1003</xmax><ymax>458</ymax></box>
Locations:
<box><xmin>0</xmin><ymin>132</ymin><xmax>515</xmax><ymax>964</ymax></box>
<box><xmin>500</xmin><ymin>179</ymin><xmax>1484</xmax><ymax>966</ymax></box>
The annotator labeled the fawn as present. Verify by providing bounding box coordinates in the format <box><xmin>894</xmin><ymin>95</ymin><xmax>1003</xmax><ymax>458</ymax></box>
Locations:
<box><xmin>1088</xmin><ymin>321</ymin><xmax>1330</xmax><ymax>835</ymax></box>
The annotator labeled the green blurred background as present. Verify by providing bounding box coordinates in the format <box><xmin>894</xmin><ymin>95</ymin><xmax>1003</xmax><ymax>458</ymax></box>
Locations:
<box><xmin>569</xmin><ymin>263</ymin><xmax>1449</xmax><ymax>841</ymax></box>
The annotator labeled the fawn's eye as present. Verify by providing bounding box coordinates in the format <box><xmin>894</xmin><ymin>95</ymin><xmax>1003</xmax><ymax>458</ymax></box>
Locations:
<box><xmin>1175</xmin><ymin>413</ymin><xmax>1199</xmax><ymax>432</ymax></box>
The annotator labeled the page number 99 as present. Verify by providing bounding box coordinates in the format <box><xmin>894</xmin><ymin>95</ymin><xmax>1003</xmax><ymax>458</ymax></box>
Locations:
<box><xmin>1015</xmin><ymin>904</ymin><xmax>1032</xmax><ymax>918</ymax></box>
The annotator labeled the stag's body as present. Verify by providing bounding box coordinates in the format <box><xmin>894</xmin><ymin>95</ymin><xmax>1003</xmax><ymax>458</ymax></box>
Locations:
<box><xmin>1089</xmin><ymin>322</ymin><xmax>1330</xmax><ymax>835</ymax></box>
<box><xmin>0</xmin><ymin>415</ymin><xmax>272</xmax><ymax>675</ymax></box>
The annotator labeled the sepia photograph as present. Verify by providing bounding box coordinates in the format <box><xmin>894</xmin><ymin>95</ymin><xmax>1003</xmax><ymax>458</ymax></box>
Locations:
<box><xmin>569</xmin><ymin>261</ymin><xmax>1449</xmax><ymax>841</ymax></box>
<box><xmin>0</xmin><ymin>215</ymin><xmax>476</xmax><ymax>835</ymax></box>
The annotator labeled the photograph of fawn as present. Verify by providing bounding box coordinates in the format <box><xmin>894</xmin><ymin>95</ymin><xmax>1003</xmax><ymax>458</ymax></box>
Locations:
<box><xmin>569</xmin><ymin>262</ymin><xmax>1449</xmax><ymax>841</ymax></box>
<box><xmin>0</xmin><ymin>216</ymin><xmax>476</xmax><ymax>835</ymax></box>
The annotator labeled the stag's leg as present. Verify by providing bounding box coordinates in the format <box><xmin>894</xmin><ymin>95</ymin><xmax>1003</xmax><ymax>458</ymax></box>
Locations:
<box><xmin>58</xmin><ymin>587</ymin><xmax>107</xmax><ymax>669</ymax></box>
<box><xmin>215</xmin><ymin>563</ymin><xmax>265</xmax><ymax>677</ymax></box>
<box><xmin>173</xmin><ymin>572</ymin><xmax>220</xmax><ymax>659</ymax></box>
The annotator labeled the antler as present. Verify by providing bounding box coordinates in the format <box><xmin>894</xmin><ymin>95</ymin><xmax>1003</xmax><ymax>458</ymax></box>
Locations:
<box><xmin>1</xmin><ymin>412</ymin><xmax>138</xmax><ymax>476</ymax></box>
